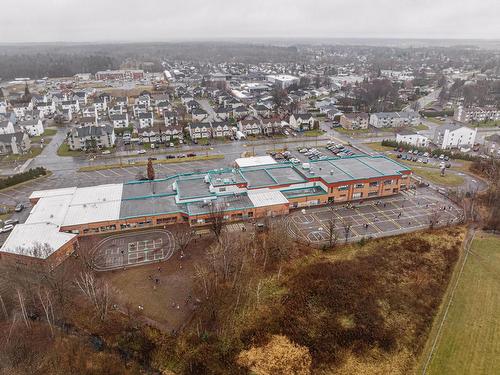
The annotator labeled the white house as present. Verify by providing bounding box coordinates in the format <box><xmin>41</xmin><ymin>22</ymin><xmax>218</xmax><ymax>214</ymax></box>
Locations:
<box><xmin>0</xmin><ymin>120</ymin><xmax>16</xmax><ymax>135</ymax></box>
<box><xmin>61</xmin><ymin>100</ymin><xmax>80</xmax><ymax>113</ymax></box>
<box><xmin>395</xmin><ymin>129</ymin><xmax>430</xmax><ymax>147</ymax></box>
<box><xmin>433</xmin><ymin>124</ymin><xmax>477</xmax><ymax>150</ymax></box>
<box><xmin>289</xmin><ymin>114</ymin><xmax>314</xmax><ymax>131</ymax></box>
<box><xmin>191</xmin><ymin>108</ymin><xmax>208</xmax><ymax>122</ymax></box>
<box><xmin>238</xmin><ymin>119</ymin><xmax>261</xmax><ymax>136</ymax></box>
<box><xmin>369</xmin><ymin>111</ymin><xmax>419</xmax><ymax>128</ymax></box>
<box><xmin>18</xmin><ymin>119</ymin><xmax>44</xmax><ymax>137</ymax></box>
<box><xmin>211</xmin><ymin>121</ymin><xmax>232</xmax><ymax>138</ymax></box>
<box><xmin>110</xmin><ymin>113</ymin><xmax>129</xmax><ymax>128</ymax></box>
<box><xmin>12</xmin><ymin>102</ymin><xmax>33</xmax><ymax>118</ymax></box>
<box><xmin>189</xmin><ymin>122</ymin><xmax>212</xmax><ymax>139</ymax></box>
<box><xmin>138</xmin><ymin>112</ymin><xmax>154</xmax><ymax>128</ymax></box>
<box><xmin>36</xmin><ymin>101</ymin><xmax>56</xmax><ymax>116</ymax></box>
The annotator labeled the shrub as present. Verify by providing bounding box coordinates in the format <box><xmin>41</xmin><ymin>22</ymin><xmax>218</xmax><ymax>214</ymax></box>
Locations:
<box><xmin>0</xmin><ymin>167</ymin><xmax>47</xmax><ymax>190</ymax></box>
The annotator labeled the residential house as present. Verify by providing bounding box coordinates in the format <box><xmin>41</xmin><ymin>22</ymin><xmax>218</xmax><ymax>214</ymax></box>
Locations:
<box><xmin>251</xmin><ymin>104</ymin><xmax>271</xmax><ymax>118</ymax></box>
<box><xmin>136</xmin><ymin>95</ymin><xmax>151</xmax><ymax>108</ymax></box>
<box><xmin>110</xmin><ymin>113</ymin><xmax>129</xmax><ymax>128</ymax></box>
<box><xmin>369</xmin><ymin>111</ymin><xmax>419</xmax><ymax>128</ymax></box>
<box><xmin>233</xmin><ymin>106</ymin><xmax>250</xmax><ymax>119</ymax></box>
<box><xmin>211</xmin><ymin>121</ymin><xmax>232</xmax><ymax>138</ymax></box>
<box><xmin>155</xmin><ymin>101</ymin><xmax>170</xmax><ymax>116</ymax></box>
<box><xmin>191</xmin><ymin>108</ymin><xmax>208</xmax><ymax>122</ymax></box>
<box><xmin>68</xmin><ymin>124</ymin><xmax>115</xmax><ymax>151</ymax></box>
<box><xmin>396</xmin><ymin>129</ymin><xmax>430</xmax><ymax>147</ymax></box>
<box><xmin>80</xmin><ymin>116</ymin><xmax>97</xmax><ymax>126</ymax></box>
<box><xmin>93</xmin><ymin>98</ymin><xmax>107</xmax><ymax>112</ymax></box>
<box><xmin>454</xmin><ymin>105</ymin><xmax>500</xmax><ymax>123</ymax></box>
<box><xmin>114</xmin><ymin>96</ymin><xmax>128</xmax><ymax>108</ymax></box>
<box><xmin>261</xmin><ymin>118</ymin><xmax>282</xmax><ymax>135</ymax></box>
<box><xmin>36</xmin><ymin>101</ymin><xmax>56</xmax><ymax>116</ymax></box>
<box><xmin>339</xmin><ymin>113</ymin><xmax>369</xmax><ymax>130</ymax></box>
<box><xmin>82</xmin><ymin>106</ymin><xmax>98</xmax><ymax>119</ymax></box>
<box><xmin>164</xmin><ymin>125</ymin><xmax>184</xmax><ymax>142</ymax></box>
<box><xmin>215</xmin><ymin>107</ymin><xmax>232</xmax><ymax>121</ymax></box>
<box><xmin>164</xmin><ymin>110</ymin><xmax>178</xmax><ymax>127</ymax></box>
<box><xmin>289</xmin><ymin>113</ymin><xmax>314</xmax><ymax>131</ymax></box>
<box><xmin>138</xmin><ymin>112</ymin><xmax>154</xmax><ymax>128</ymax></box>
<box><xmin>238</xmin><ymin>119</ymin><xmax>262</xmax><ymax>136</ymax></box>
<box><xmin>0</xmin><ymin>132</ymin><xmax>31</xmax><ymax>155</ymax></box>
<box><xmin>0</xmin><ymin>120</ymin><xmax>15</xmax><ymax>135</ymax></box>
<box><xmin>133</xmin><ymin>104</ymin><xmax>148</xmax><ymax>118</ymax></box>
<box><xmin>61</xmin><ymin>100</ymin><xmax>80</xmax><ymax>113</ymax></box>
<box><xmin>433</xmin><ymin>124</ymin><xmax>477</xmax><ymax>150</ymax></box>
<box><xmin>12</xmin><ymin>102</ymin><xmax>33</xmax><ymax>118</ymax></box>
<box><xmin>189</xmin><ymin>122</ymin><xmax>212</xmax><ymax>139</ymax></box>
<box><xmin>73</xmin><ymin>91</ymin><xmax>88</xmax><ymax>106</ymax></box>
<box><xmin>108</xmin><ymin>105</ymin><xmax>125</xmax><ymax>116</ymax></box>
<box><xmin>18</xmin><ymin>119</ymin><xmax>44</xmax><ymax>137</ymax></box>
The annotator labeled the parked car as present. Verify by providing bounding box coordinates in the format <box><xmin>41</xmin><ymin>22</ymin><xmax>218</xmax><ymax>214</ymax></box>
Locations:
<box><xmin>165</xmin><ymin>155</ymin><xmax>175</xmax><ymax>159</ymax></box>
<box><xmin>397</xmin><ymin>154</ymin><xmax>402</xmax><ymax>159</ymax></box>
<box><xmin>137</xmin><ymin>149</ymin><xmax>146</xmax><ymax>154</ymax></box>
<box><xmin>0</xmin><ymin>224</ymin><xmax>14</xmax><ymax>233</ymax></box>
<box><xmin>102</xmin><ymin>150</ymin><xmax>111</xmax><ymax>155</ymax></box>
<box><xmin>187</xmin><ymin>153</ymin><xmax>196</xmax><ymax>157</ymax></box>
<box><xmin>5</xmin><ymin>219</ymin><xmax>19</xmax><ymax>226</ymax></box>
<box><xmin>14</xmin><ymin>204</ymin><xmax>24</xmax><ymax>212</ymax></box>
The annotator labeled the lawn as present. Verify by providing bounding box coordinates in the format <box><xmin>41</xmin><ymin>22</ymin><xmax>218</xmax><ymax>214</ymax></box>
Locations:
<box><xmin>78</xmin><ymin>154</ymin><xmax>224</xmax><ymax>172</ymax></box>
<box><xmin>57</xmin><ymin>143</ymin><xmax>83</xmax><ymax>157</ymax></box>
<box><xmin>413</xmin><ymin>168</ymin><xmax>465</xmax><ymax>187</ymax></box>
<box><xmin>412</xmin><ymin>123</ymin><xmax>429</xmax><ymax>131</ymax></box>
<box><xmin>364</xmin><ymin>142</ymin><xmax>393</xmax><ymax>152</ymax></box>
<box><xmin>30</xmin><ymin>128</ymin><xmax>58</xmax><ymax>143</ymax></box>
<box><xmin>1</xmin><ymin>146</ymin><xmax>42</xmax><ymax>162</ymax></box>
<box><xmin>422</xmin><ymin>232</ymin><xmax>500</xmax><ymax>375</ymax></box>
<box><xmin>426</xmin><ymin>117</ymin><xmax>445</xmax><ymax>125</ymax></box>
<box><xmin>471</xmin><ymin>120</ymin><xmax>500</xmax><ymax>128</ymax></box>
<box><xmin>303</xmin><ymin>130</ymin><xmax>325</xmax><ymax>137</ymax></box>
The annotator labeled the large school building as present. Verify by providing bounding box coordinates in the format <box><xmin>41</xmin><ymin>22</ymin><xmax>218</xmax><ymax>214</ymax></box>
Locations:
<box><xmin>0</xmin><ymin>155</ymin><xmax>411</xmax><ymax>267</ymax></box>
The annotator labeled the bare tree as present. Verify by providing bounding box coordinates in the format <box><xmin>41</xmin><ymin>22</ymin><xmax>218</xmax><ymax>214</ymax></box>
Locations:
<box><xmin>428</xmin><ymin>209</ymin><xmax>442</xmax><ymax>229</ymax></box>
<box><xmin>74</xmin><ymin>272</ymin><xmax>110</xmax><ymax>321</ymax></box>
<box><xmin>342</xmin><ymin>218</ymin><xmax>352</xmax><ymax>244</ymax></box>
<box><xmin>326</xmin><ymin>217</ymin><xmax>339</xmax><ymax>248</ymax></box>
<box><xmin>172</xmin><ymin>227</ymin><xmax>195</xmax><ymax>257</ymax></box>
<box><xmin>208</xmin><ymin>201</ymin><xmax>226</xmax><ymax>242</ymax></box>
<box><xmin>37</xmin><ymin>288</ymin><xmax>55</xmax><ymax>337</ymax></box>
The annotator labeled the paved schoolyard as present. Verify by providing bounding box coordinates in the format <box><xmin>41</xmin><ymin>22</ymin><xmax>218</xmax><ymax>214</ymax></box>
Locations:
<box><xmin>91</xmin><ymin>229</ymin><xmax>176</xmax><ymax>271</ymax></box>
<box><xmin>286</xmin><ymin>190</ymin><xmax>462</xmax><ymax>244</ymax></box>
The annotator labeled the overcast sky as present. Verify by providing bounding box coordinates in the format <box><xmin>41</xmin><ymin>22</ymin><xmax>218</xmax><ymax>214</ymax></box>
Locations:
<box><xmin>1</xmin><ymin>0</ymin><xmax>499</xmax><ymax>43</ymax></box>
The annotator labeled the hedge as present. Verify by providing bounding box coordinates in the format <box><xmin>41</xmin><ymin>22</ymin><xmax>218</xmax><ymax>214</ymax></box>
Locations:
<box><xmin>0</xmin><ymin>167</ymin><xmax>48</xmax><ymax>190</ymax></box>
<box><xmin>419</xmin><ymin>109</ymin><xmax>454</xmax><ymax>117</ymax></box>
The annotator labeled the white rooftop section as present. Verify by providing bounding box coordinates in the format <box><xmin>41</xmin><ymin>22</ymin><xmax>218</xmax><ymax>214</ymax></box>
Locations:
<box><xmin>235</xmin><ymin>155</ymin><xmax>277</xmax><ymax>168</ymax></box>
<box><xmin>248</xmin><ymin>189</ymin><xmax>289</xmax><ymax>208</ymax></box>
<box><xmin>29</xmin><ymin>187</ymin><xmax>77</xmax><ymax>200</ymax></box>
<box><xmin>1</xmin><ymin>184</ymin><xmax>123</xmax><ymax>259</ymax></box>
<box><xmin>0</xmin><ymin>223</ymin><xmax>76</xmax><ymax>259</ymax></box>
<box><xmin>26</xmin><ymin>195</ymin><xmax>74</xmax><ymax>226</ymax></box>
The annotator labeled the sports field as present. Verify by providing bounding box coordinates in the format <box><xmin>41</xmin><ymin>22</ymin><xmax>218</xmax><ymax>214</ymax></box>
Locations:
<box><xmin>423</xmin><ymin>232</ymin><xmax>500</xmax><ymax>375</ymax></box>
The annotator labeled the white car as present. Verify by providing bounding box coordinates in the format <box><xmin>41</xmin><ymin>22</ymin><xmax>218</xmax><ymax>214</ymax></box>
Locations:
<box><xmin>0</xmin><ymin>224</ymin><xmax>14</xmax><ymax>233</ymax></box>
<box><xmin>102</xmin><ymin>150</ymin><xmax>111</xmax><ymax>155</ymax></box>
<box><xmin>137</xmin><ymin>149</ymin><xmax>146</xmax><ymax>155</ymax></box>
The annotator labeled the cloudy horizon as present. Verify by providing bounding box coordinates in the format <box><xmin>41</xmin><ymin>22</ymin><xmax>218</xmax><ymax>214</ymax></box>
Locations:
<box><xmin>1</xmin><ymin>0</ymin><xmax>499</xmax><ymax>43</ymax></box>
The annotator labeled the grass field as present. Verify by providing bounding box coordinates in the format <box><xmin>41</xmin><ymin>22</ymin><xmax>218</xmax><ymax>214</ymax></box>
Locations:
<box><xmin>1</xmin><ymin>146</ymin><xmax>42</xmax><ymax>162</ymax></box>
<box><xmin>412</xmin><ymin>123</ymin><xmax>430</xmax><ymax>131</ymax></box>
<box><xmin>423</xmin><ymin>232</ymin><xmax>500</xmax><ymax>375</ymax></box>
<box><xmin>78</xmin><ymin>154</ymin><xmax>224</xmax><ymax>172</ymax></box>
<box><xmin>303</xmin><ymin>130</ymin><xmax>325</xmax><ymax>137</ymax></box>
<box><xmin>413</xmin><ymin>168</ymin><xmax>465</xmax><ymax>186</ymax></box>
<box><xmin>57</xmin><ymin>143</ymin><xmax>82</xmax><ymax>157</ymax></box>
<box><xmin>364</xmin><ymin>142</ymin><xmax>394</xmax><ymax>152</ymax></box>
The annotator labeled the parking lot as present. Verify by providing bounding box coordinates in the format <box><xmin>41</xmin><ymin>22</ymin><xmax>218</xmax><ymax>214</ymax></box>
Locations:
<box><xmin>285</xmin><ymin>189</ymin><xmax>462</xmax><ymax>245</ymax></box>
<box><xmin>90</xmin><ymin>229</ymin><xmax>176</xmax><ymax>271</ymax></box>
<box><xmin>270</xmin><ymin>141</ymin><xmax>363</xmax><ymax>164</ymax></box>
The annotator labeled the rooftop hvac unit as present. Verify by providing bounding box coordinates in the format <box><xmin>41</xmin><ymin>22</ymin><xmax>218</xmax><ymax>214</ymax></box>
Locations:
<box><xmin>330</xmin><ymin>170</ymin><xmax>334</xmax><ymax>175</ymax></box>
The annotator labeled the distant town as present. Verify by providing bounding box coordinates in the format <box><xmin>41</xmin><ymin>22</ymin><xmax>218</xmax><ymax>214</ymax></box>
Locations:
<box><xmin>0</xmin><ymin>41</ymin><xmax>498</xmax><ymax>374</ymax></box>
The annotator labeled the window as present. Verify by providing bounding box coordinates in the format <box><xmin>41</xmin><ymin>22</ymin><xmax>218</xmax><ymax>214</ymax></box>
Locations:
<box><xmin>368</xmin><ymin>191</ymin><xmax>378</xmax><ymax>197</ymax></box>
<box><xmin>369</xmin><ymin>181</ymin><xmax>378</xmax><ymax>187</ymax></box>
<box><xmin>355</xmin><ymin>183</ymin><xmax>364</xmax><ymax>189</ymax></box>
<box><xmin>338</xmin><ymin>185</ymin><xmax>349</xmax><ymax>191</ymax></box>
<box><xmin>384</xmin><ymin>179</ymin><xmax>393</xmax><ymax>185</ymax></box>
<box><xmin>219</xmin><ymin>187</ymin><xmax>226</xmax><ymax>192</ymax></box>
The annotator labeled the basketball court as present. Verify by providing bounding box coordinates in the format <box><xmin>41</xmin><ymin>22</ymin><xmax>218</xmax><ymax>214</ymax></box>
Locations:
<box><xmin>91</xmin><ymin>229</ymin><xmax>176</xmax><ymax>271</ymax></box>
